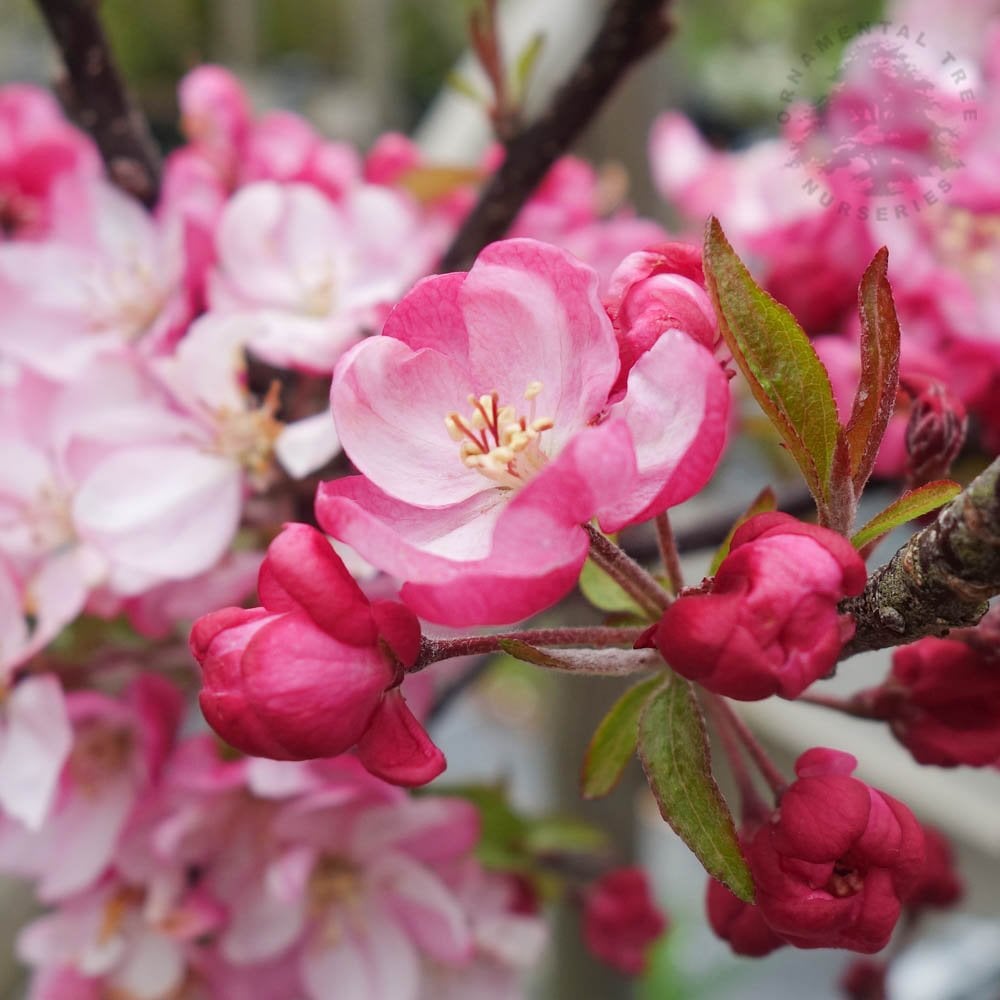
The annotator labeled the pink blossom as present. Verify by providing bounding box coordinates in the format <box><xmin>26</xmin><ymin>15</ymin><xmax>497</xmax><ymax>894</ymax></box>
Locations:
<box><xmin>0</xmin><ymin>178</ymin><xmax>193</xmax><ymax>380</ymax></box>
<box><xmin>0</xmin><ymin>674</ymin><xmax>73</xmax><ymax>830</ymax></box>
<box><xmin>0</xmin><ymin>85</ymin><xmax>100</xmax><ymax>241</ymax></box>
<box><xmin>320</xmin><ymin>238</ymin><xmax>729</xmax><ymax>626</ymax></box>
<box><xmin>0</xmin><ymin>674</ymin><xmax>183</xmax><ymax>901</ymax></box>
<box><xmin>178</xmin><ymin>65</ymin><xmax>361</xmax><ymax>200</ymax></box>
<box><xmin>651</xmin><ymin>512</ymin><xmax>866</xmax><ymax>700</ymax></box>
<box><xmin>191</xmin><ymin>523</ymin><xmax>444</xmax><ymax>785</ymax></box>
<box><xmin>207</xmin><ymin>180</ymin><xmax>437</xmax><ymax>372</ymax></box>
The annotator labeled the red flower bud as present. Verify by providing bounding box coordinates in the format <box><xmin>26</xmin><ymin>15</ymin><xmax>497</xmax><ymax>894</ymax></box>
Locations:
<box><xmin>604</xmin><ymin>242</ymin><xmax>719</xmax><ymax>395</ymax></box>
<box><xmin>840</xmin><ymin>959</ymin><xmax>887</xmax><ymax>1000</ymax></box>
<box><xmin>856</xmin><ymin>636</ymin><xmax>1000</xmax><ymax>767</ymax></box>
<box><xmin>582</xmin><ymin>867</ymin><xmax>668</xmax><ymax>975</ymax></box>
<box><xmin>653</xmin><ymin>513</ymin><xmax>866</xmax><ymax>700</ymax></box>
<box><xmin>908</xmin><ymin>825</ymin><xmax>963</xmax><ymax>912</ymax></box>
<box><xmin>706</xmin><ymin>875</ymin><xmax>786</xmax><ymax>957</ymax></box>
<box><xmin>747</xmin><ymin>748</ymin><xmax>925</xmax><ymax>953</ymax></box>
<box><xmin>902</xmin><ymin>375</ymin><xmax>967</xmax><ymax>489</ymax></box>
<box><xmin>190</xmin><ymin>523</ymin><xmax>443</xmax><ymax>786</ymax></box>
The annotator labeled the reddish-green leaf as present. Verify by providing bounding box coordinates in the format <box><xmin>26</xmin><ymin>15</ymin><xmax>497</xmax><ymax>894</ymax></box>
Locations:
<box><xmin>638</xmin><ymin>676</ymin><xmax>754</xmax><ymax>902</ymax></box>
<box><xmin>709</xmin><ymin>486</ymin><xmax>778</xmax><ymax>574</ymax></box>
<box><xmin>582</xmin><ymin>675</ymin><xmax>666</xmax><ymax>799</ymax></box>
<box><xmin>845</xmin><ymin>247</ymin><xmax>901</xmax><ymax>493</ymax></box>
<box><xmin>851</xmin><ymin>479</ymin><xmax>961</xmax><ymax>550</ymax></box>
<box><xmin>703</xmin><ymin>218</ymin><xmax>842</xmax><ymax>516</ymax></box>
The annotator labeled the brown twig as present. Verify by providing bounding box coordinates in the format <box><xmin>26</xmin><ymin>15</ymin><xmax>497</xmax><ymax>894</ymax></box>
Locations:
<box><xmin>841</xmin><ymin>455</ymin><xmax>1000</xmax><ymax>657</ymax></box>
<box><xmin>33</xmin><ymin>0</ymin><xmax>162</xmax><ymax>206</ymax></box>
<box><xmin>438</xmin><ymin>0</ymin><xmax>673</xmax><ymax>272</ymax></box>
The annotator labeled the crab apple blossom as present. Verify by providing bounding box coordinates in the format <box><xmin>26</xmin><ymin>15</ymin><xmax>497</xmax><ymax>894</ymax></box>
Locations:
<box><xmin>191</xmin><ymin>522</ymin><xmax>444</xmax><ymax>785</ymax></box>
<box><xmin>0</xmin><ymin>673</ymin><xmax>73</xmax><ymax>831</ymax></box>
<box><xmin>320</xmin><ymin>238</ymin><xmax>729</xmax><ymax>626</ymax></box>
<box><xmin>207</xmin><ymin>179</ymin><xmax>440</xmax><ymax>373</ymax></box>
<box><xmin>908</xmin><ymin>825</ymin><xmax>963</xmax><ymax>913</ymax></box>
<box><xmin>650</xmin><ymin>512</ymin><xmax>866</xmax><ymax>700</ymax></box>
<box><xmin>582</xmin><ymin>867</ymin><xmax>668</xmax><ymax>975</ymax></box>
<box><xmin>0</xmin><ymin>673</ymin><xmax>183</xmax><ymax>902</ymax></box>
<box><xmin>603</xmin><ymin>241</ymin><xmax>720</xmax><ymax>395</ymax></box>
<box><xmin>852</xmin><ymin>636</ymin><xmax>1000</xmax><ymax>767</ymax></box>
<box><xmin>0</xmin><ymin>178</ymin><xmax>192</xmax><ymax>380</ymax></box>
<box><xmin>747</xmin><ymin>748</ymin><xmax>925</xmax><ymax>953</ymax></box>
<box><xmin>0</xmin><ymin>84</ymin><xmax>100</xmax><ymax>241</ymax></box>
<box><xmin>706</xmin><ymin>875</ymin><xmax>787</xmax><ymax>958</ymax></box>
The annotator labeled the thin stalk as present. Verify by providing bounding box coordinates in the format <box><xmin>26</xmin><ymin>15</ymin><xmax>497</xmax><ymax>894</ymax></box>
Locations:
<box><xmin>413</xmin><ymin>625</ymin><xmax>647</xmax><ymax>671</ymax></box>
<box><xmin>713</xmin><ymin>698</ymin><xmax>787</xmax><ymax>799</ymax></box>
<box><xmin>584</xmin><ymin>524</ymin><xmax>671</xmax><ymax>619</ymax></box>
<box><xmin>704</xmin><ymin>695</ymin><xmax>768</xmax><ymax>825</ymax></box>
<box><xmin>798</xmin><ymin>692</ymin><xmax>880</xmax><ymax>720</ymax></box>
<box><xmin>654</xmin><ymin>511</ymin><xmax>685</xmax><ymax>595</ymax></box>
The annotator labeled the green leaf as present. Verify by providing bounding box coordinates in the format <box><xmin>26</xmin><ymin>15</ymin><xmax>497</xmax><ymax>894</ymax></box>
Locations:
<box><xmin>851</xmin><ymin>479</ymin><xmax>961</xmax><ymax>549</ymax></box>
<box><xmin>709</xmin><ymin>486</ymin><xmax>778</xmax><ymax>574</ymax></box>
<box><xmin>582</xmin><ymin>675</ymin><xmax>667</xmax><ymax>799</ymax></box>
<box><xmin>523</xmin><ymin>816</ymin><xmax>608</xmax><ymax>855</ymax></box>
<box><xmin>579</xmin><ymin>555</ymin><xmax>645</xmax><ymax>617</ymax></box>
<box><xmin>497</xmin><ymin>639</ymin><xmax>660</xmax><ymax>677</ymax></box>
<box><xmin>845</xmin><ymin>247</ymin><xmax>901</xmax><ymax>493</ymax></box>
<box><xmin>512</xmin><ymin>31</ymin><xmax>545</xmax><ymax>101</ymax></box>
<box><xmin>638</xmin><ymin>677</ymin><xmax>754</xmax><ymax>902</ymax></box>
<box><xmin>703</xmin><ymin>218</ymin><xmax>842</xmax><ymax>516</ymax></box>
<box><xmin>446</xmin><ymin>70</ymin><xmax>486</xmax><ymax>103</ymax></box>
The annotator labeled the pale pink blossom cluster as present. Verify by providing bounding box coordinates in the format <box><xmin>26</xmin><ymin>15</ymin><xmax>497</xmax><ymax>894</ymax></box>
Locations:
<box><xmin>0</xmin><ymin>64</ymin><xmax>695</xmax><ymax>994</ymax></box>
<box><xmin>2</xmin><ymin>677</ymin><xmax>544</xmax><ymax>999</ymax></box>
<box><xmin>649</xmin><ymin>0</ymin><xmax>1000</xmax><ymax>465</ymax></box>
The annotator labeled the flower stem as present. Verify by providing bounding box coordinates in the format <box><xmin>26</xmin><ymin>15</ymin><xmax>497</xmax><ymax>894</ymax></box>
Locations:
<box><xmin>712</xmin><ymin>698</ymin><xmax>787</xmax><ymax>799</ymax></box>
<box><xmin>413</xmin><ymin>626</ymin><xmax>648</xmax><ymax>670</ymax></box>
<box><xmin>584</xmin><ymin>523</ymin><xmax>671</xmax><ymax>619</ymax></box>
<box><xmin>798</xmin><ymin>692</ymin><xmax>880</xmax><ymax>719</ymax></box>
<box><xmin>704</xmin><ymin>695</ymin><xmax>769</xmax><ymax>825</ymax></box>
<box><xmin>654</xmin><ymin>511</ymin><xmax>685</xmax><ymax>595</ymax></box>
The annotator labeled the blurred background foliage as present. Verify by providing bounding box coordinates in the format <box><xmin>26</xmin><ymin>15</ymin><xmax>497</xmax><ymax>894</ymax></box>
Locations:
<box><xmin>2</xmin><ymin>0</ymin><xmax>885</xmax><ymax>149</ymax></box>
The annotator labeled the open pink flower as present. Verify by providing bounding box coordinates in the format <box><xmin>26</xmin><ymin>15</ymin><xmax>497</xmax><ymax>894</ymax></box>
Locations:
<box><xmin>207</xmin><ymin>180</ymin><xmax>436</xmax><ymax>373</ymax></box>
<box><xmin>191</xmin><ymin>523</ymin><xmax>444</xmax><ymax>786</ymax></box>
<box><xmin>320</xmin><ymin>238</ymin><xmax>729</xmax><ymax>626</ymax></box>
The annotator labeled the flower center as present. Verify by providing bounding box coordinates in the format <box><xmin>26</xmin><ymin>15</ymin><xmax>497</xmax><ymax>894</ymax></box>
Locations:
<box><xmin>213</xmin><ymin>381</ymin><xmax>284</xmax><ymax>488</ymax></box>
<box><xmin>826</xmin><ymin>863</ymin><xmax>864</xmax><ymax>898</ymax></box>
<box><xmin>445</xmin><ymin>381</ymin><xmax>554</xmax><ymax>489</ymax></box>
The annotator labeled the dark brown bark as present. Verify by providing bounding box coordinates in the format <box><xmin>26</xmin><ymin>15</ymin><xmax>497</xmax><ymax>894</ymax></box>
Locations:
<box><xmin>842</xmin><ymin>456</ymin><xmax>1000</xmax><ymax>656</ymax></box>
<box><xmin>33</xmin><ymin>0</ymin><xmax>162</xmax><ymax>206</ymax></box>
<box><xmin>438</xmin><ymin>0</ymin><xmax>673</xmax><ymax>272</ymax></box>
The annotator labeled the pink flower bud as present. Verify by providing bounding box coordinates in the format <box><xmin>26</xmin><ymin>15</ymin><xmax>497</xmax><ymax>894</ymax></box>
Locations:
<box><xmin>582</xmin><ymin>867</ymin><xmax>667</xmax><ymax>975</ymax></box>
<box><xmin>190</xmin><ymin>524</ymin><xmax>444</xmax><ymax>785</ymax></box>
<box><xmin>604</xmin><ymin>242</ymin><xmax>719</xmax><ymax>395</ymax></box>
<box><xmin>653</xmin><ymin>513</ymin><xmax>866</xmax><ymax>700</ymax></box>
<box><xmin>747</xmin><ymin>748</ymin><xmax>925</xmax><ymax>953</ymax></box>
<box><xmin>855</xmin><ymin>636</ymin><xmax>1000</xmax><ymax>767</ymax></box>
<box><xmin>902</xmin><ymin>375</ymin><xmax>967</xmax><ymax>489</ymax></box>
